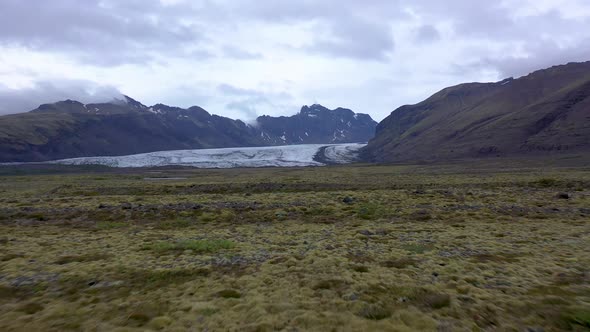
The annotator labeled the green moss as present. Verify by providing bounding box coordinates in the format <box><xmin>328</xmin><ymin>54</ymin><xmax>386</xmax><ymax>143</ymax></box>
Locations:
<box><xmin>401</xmin><ymin>243</ymin><xmax>434</xmax><ymax>254</ymax></box>
<box><xmin>156</xmin><ymin>218</ymin><xmax>191</xmax><ymax>229</ymax></box>
<box><xmin>1</xmin><ymin>164</ymin><xmax>589</xmax><ymax>331</ymax></box>
<box><xmin>142</xmin><ymin>239</ymin><xmax>235</xmax><ymax>253</ymax></box>
<box><xmin>566</xmin><ymin>309</ymin><xmax>590</xmax><ymax>328</ymax></box>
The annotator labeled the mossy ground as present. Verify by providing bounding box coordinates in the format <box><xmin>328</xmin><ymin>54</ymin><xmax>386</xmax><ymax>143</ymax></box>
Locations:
<box><xmin>0</xmin><ymin>162</ymin><xmax>589</xmax><ymax>331</ymax></box>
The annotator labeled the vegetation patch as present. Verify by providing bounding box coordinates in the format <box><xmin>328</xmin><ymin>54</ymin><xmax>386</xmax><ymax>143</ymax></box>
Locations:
<box><xmin>142</xmin><ymin>239</ymin><xmax>235</xmax><ymax>253</ymax></box>
<box><xmin>381</xmin><ymin>257</ymin><xmax>418</xmax><ymax>269</ymax></box>
<box><xmin>17</xmin><ymin>302</ymin><xmax>44</xmax><ymax>315</ymax></box>
<box><xmin>216</xmin><ymin>289</ymin><xmax>241</xmax><ymax>299</ymax></box>
<box><xmin>565</xmin><ymin>309</ymin><xmax>590</xmax><ymax>329</ymax></box>
<box><xmin>1</xmin><ymin>253</ymin><xmax>24</xmax><ymax>262</ymax></box>
<box><xmin>356</xmin><ymin>303</ymin><xmax>391</xmax><ymax>320</ymax></box>
<box><xmin>357</xmin><ymin>202</ymin><xmax>386</xmax><ymax>220</ymax></box>
<box><xmin>536</xmin><ymin>178</ymin><xmax>558</xmax><ymax>187</ymax></box>
<box><xmin>0</xmin><ymin>164</ymin><xmax>589</xmax><ymax>331</ymax></box>
<box><xmin>400</xmin><ymin>243</ymin><xmax>434</xmax><ymax>254</ymax></box>
<box><xmin>155</xmin><ymin>218</ymin><xmax>191</xmax><ymax>229</ymax></box>
<box><xmin>54</xmin><ymin>253</ymin><xmax>111</xmax><ymax>265</ymax></box>
<box><xmin>470</xmin><ymin>253</ymin><xmax>520</xmax><ymax>264</ymax></box>
<box><xmin>96</xmin><ymin>221</ymin><xmax>127</xmax><ymax>230</ymax></box>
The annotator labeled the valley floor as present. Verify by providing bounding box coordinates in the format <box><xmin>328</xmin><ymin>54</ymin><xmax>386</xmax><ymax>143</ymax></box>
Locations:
<box><xmin>0</xmin><ymin>160</ymin><xmax>589</xmax><ymax>331</ymax></box>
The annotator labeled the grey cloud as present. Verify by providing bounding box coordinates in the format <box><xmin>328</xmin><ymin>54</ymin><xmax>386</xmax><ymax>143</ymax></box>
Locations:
<box><xmin>224</xmin><ymin>1</ymin><xmax>400</xmax><ymax>61</ymax></box>
<box><xmin>479</xmin><ymin>39</ymin><xmax>590</xmax><ymax>78</ymax></box>
<box><xmin>219</xmin><ymin>83</ymin><xmax>294</xmax><ymax>121</ymax></box>
<box><xmin>218</xmin><ymin>84</ymin><xmax>259</xmax><ymax>96</ymax></box>
<box><xmin>0</xmin><ymin>0</ymin><xmax>205</xmax><ymax>66</ymax></box>
<box><xmin>222</xmin><ymin>46</ymin><xmax>263</xmax><ymax>60</ymax></box>
<box><xmin>1</xmin><ymin>1</ymin><xmax>590</xmax><ymax>120</ymax></box>
<box><xmin>227</xmin><ymin>0</ymin><xmax>406</xmax><ymax>23</ymax></box>
<box><xmin>414</xmin><ymin>25</ymin><xmax>440</xmax><ymax>43</ymax></box>
<box><xmin>226</xmin><ymin>98</ymin><xmax>265</xmax><ymax>122</ymax></box>
<box><xmin>0</xmin><ymin>80</ymin><xmax>123</xmax><ymax>115</ymax></box>
<box><xmin>218</xmin><ymin>84</ymin><xmax>291</xmax><ymax>100</ymax></box>
<box><xmin>409</xmin><ymin>1</ymin><xmax>588</xmax><ymax>42</ymax></box>
<box><xmin>306</xmin><ymin>18</ymin><xmax>395</xmax><ymax>60</ymax></box>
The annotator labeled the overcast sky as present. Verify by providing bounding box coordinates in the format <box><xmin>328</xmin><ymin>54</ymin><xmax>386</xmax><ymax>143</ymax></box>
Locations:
<box><xmin>1</xmin><ymin>0</ymin><xmax>589</xmax><ymax>120</ymax></box>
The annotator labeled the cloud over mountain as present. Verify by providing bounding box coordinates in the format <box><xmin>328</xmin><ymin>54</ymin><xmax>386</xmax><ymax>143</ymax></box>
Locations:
<box><xmin>0</xmin><ymin>0</ymin><xmax>589</xmax><ymax>120</ymax></box>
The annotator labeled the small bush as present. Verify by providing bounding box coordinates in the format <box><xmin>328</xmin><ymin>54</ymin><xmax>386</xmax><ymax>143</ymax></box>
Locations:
<box><xmin>357</xmin><ymin>203</ymin><xmax>385</xmax><ymax>220</ymax></box>
<box><xmin>420</xmin><ymin>292</ymin><xmax>451</xmax><ymax>309</ymax></box>
<box><xmin>0</xmin><ymin>285</ymin><xmax>20</xmax><ymax>298</ymax></box>
<box><xmin>410</xmin><ymin>210</ymin><xmax>432</xmax><ymax>221</ymax></box>
<box><xmin>313</xmin><ymin>279</ymin><xmax>348</xmax><ymax>292</ymax></box>
<box><xmin>17</xmin><ymin>302</ymin><xmax>44</xmax><ymax>314</ymax></box>
<box><xmin>381</xmin><ymin>257</ymin><xmax>418</xmax><ymax>269</ymax></box>
<box><xmin>352</xmin><ymin>265</ymin><xmax>369</xmax><ymax>273</ymax></box>
<box><xmin>537</xmin><ymin>178</ymin><xmax>558</xmax><ymax>187</ymax></box>
<box><xmin>217</xmin><ymin>289</ymin><xmax>241</xmax><ymax>298</ymax></box>
<box><xmin>304</xmin><ymin>206</ymin><xmax>336</xmax><ymax>216</ymax></box>
<box><xmin>29</xmin><ymin>213</ymin><xmax>47</xmax><ymax>221</ymax></box>
<box><xmin>356</xmin><ymin>303</ymin><xmax>391</xmax><ymax>320</ymax></box>
<box><xmin>96</xmin><ymin>221</ymin><xmax>127</xmax><ymax>230</ymax></box>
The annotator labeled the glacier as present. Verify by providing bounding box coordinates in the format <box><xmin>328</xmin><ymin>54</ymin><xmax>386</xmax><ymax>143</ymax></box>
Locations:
<box><xmin>47</xmin><ymin>143</ymin><xmax>366</xmax><ymax>168</ymax></box>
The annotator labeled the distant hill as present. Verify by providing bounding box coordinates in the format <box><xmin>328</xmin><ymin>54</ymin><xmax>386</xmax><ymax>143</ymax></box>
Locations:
<box><xmin>0</xmin><ymin>97</ymin><xmax>376</xmax><ymax>162</ymax></box>
<box><xmin>363</xmin><ymin>61</ymin><xmax>590</xmax><ymax>163</ymax></box>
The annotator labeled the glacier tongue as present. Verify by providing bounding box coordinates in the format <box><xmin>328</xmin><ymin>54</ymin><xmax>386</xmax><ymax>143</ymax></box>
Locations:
<box><xmin>50</xmin><ymin>143</ymin><xmax>366</xmax><ymax>168</ymax></box>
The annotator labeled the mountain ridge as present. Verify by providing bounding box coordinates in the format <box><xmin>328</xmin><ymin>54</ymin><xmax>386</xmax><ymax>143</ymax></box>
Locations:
<box><xmin>363</xmin><ymin>61</ymin><xmax>590</xmax><ymax>162</ymax></box>
<box><xmin>0</xmin><ymin>98</ymin><xmax>377</xmax><ymax>162</ymax></box>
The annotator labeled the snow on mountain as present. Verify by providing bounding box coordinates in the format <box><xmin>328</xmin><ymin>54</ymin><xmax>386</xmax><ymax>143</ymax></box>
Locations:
<box><xmin>49</xmin><ymin>143</ymin><xmax>366</xmax><ymax>168</ymax></box>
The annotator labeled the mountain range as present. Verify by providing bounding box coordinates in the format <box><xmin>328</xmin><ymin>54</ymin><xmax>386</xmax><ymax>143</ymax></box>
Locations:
<box><xmin>1</xmin><ymin>61</ymin><xmax>589</xmax><ymax>164</ymax></box>
<box><xmin>363</xmin><ymin>61</ymin><xmax>590</xmax><ymax>162</ymax></box>
<box><xmin>0</xmin><ymin>99</ymin><xmax>377</xmax><ymax>162</ymax></box>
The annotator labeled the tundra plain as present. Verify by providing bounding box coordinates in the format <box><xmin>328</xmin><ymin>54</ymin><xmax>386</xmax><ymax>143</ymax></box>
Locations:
<box><xmin>0</xmin><ymin>159</ymin><xmax>589</xmax><ymax>331</ymax></box>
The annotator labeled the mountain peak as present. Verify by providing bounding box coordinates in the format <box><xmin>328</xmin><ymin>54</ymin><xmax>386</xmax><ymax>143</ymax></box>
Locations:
<box><xmin>300</xmin><ymin>104</ymin><xmax>330</xmax><ymax>114</ymax></box>
<box><xmin>122</xmin><ymin>95</ymin><xmax>147</xmax><ymax>109</ymax></box>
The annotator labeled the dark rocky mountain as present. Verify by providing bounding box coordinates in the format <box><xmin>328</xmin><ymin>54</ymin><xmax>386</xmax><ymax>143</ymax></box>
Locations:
<box><xmin>0</xmin><ymin>97</ymin><xmax>376</xmax><ymax>162</ymax></box>
<box><xmin>257</xmin><ymin>104</ymin><xmax>377</xmax><ymax>145</ymax></box>
<box><xmin>363</xmin><ymin>61</ymin><xmax>590</xmax><ymax>163</ymax></box>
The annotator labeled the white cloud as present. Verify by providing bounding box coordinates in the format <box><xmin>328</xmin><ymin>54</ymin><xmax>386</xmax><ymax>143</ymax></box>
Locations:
<box><xmin>0</xmin><ymin>80</ymin><xmax>123</xmax><ymax>115</ymax></box>
<box><xmin>0</xmin><ymin>0</ymin><xmax>589</xmax><ymax>120</ymax></box>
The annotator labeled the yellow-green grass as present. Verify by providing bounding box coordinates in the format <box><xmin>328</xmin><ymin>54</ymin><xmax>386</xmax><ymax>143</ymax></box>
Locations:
<box><xmin>0</xmin><ymin>162</ymin><xmax>588</xmax><ymax>331</ymax></box>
